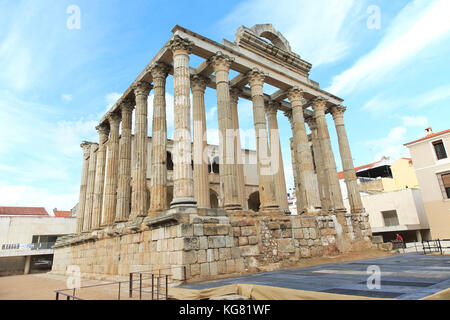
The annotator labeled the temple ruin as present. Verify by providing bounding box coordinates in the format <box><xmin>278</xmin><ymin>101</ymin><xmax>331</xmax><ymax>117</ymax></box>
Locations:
<box><xmin>52</xmin><ymin>24</ymin><xmax>372</xmax><ymax>282</ymax></box>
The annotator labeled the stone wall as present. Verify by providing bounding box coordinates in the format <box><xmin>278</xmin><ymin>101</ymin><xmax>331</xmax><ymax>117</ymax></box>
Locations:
<box><xmin>52</xmin><ymin>208</ymin><xmax>371</xmax><ymax>282</ymax></box>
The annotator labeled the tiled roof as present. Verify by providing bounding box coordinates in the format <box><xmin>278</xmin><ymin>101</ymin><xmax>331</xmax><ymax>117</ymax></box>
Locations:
<box><xmin>404</xmin><ymin>129</ymin><xmax>450</xmax><ymax>146</ymax></box>
<box><xmin>337</xmin><ymin>161</ymin><xmax>379</xmax><ymax>180</ymax></box>
<box><xmin>0</xmin><ymin>206</ymin><xmax>49</xmax><ymax>216</ymax></box>
<box><xmin>53</xmin><ymin>209</ymin><xmax>72</xmax><ymax>217</ymax></box>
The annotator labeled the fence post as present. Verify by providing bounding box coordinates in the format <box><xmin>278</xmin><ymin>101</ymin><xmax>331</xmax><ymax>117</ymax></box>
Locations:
<box><xmin>139</xmin><ymin>273</ymin><xmax>142</xmax><ymax>300</ymax></box>
<box><xmin>118</xmin><ymin>282</ymin><xmax>121</xmax><ymax>300</ymax></box>
<box><xmin>56</xmin><ymin>292</ymin><xmax>59</xmax><ymax>300</ymax></box>
<box><xmin>152</xmin><ymin>274</ymin><xmax>154</xmax><ymax>300</ymax></box>
<box><xmin>165</xmin><ymin>275</ymin><xmax>168</xmax><ymax>300</ymax></box>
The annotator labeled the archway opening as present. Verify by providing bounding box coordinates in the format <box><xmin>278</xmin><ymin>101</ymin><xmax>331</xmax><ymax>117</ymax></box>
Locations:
<box><xmin>209</xmin><ymin>189</ymin><xmax>219</xmax><ymax>208</ymax></box>
<box><xmin>248</xmin><ymin>191</ymin><xmax>260</xmax><ymax>212</ymax></box>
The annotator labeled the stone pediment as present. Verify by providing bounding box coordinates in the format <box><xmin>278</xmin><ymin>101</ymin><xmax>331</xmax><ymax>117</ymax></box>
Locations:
<box><xmin>235</xmin><ymin>24</ymin><xmax>312</xmax><ymax>76</ymax></box>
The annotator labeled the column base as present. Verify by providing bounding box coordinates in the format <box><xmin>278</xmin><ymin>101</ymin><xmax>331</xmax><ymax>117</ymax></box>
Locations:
<box><xmin>224</xmin><ymin>203</ymin><xmax>242</xmax><ymax>210</ymax></box>
<box><xmin>170</xmin><ymin>197</ymin><xmax>197</xmax><ymax>208</ymax></box>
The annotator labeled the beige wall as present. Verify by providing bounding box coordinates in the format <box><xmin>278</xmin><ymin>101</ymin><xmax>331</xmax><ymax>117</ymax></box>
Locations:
<box><xmin>407</xmin><ymin>132</ymin><xmax>450</xmax><ymax>239</ymax></box>
<box><xmin>343</xmin><ymin>188</ymin><xmax>429</xmax><ymax>231</ymax></box>
<box><xmin>0</xmin><ymin>216</ymin><xmax>77</xmax><ymax>245</ymax></box>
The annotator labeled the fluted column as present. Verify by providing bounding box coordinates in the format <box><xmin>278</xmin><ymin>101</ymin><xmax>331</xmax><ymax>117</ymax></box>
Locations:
<box><xmin>287</xmin><ymin>88</ymin><xmax>320</xmax><ymax>214</ymax></box>
<box><xmin>168</xmin><ymin>36</ymin><xmax>196</xmax><ymax>207</ymax></box>
<box><xmin>102</xmin><ymin>113</ymin><xmax>121</xmax><ymax>225</ymax></box>
<box><xmin>312</xmin><ymin>98</ymin><xmax>345</xmax><ymax>211</ymax></box>
<box><xmin>149</xmin><ymin>63</ymin><xmax>170</xmax><ymax>214</ymax></box>
<box><xmin>211</xmin><ymin>52</ymin><xmax>241</xmax><ymax>210</ymax></box>
<box><xmin>265</xmin><ymin>102</ymin><xmax>289</xmax><ymax>212</ymax></box>
<box><xmin>83</xmin><ymin>143</ymin><xmax>98</xmax><ymax>231</ymax></box>
<box><xmin>306</xmin><ymin>117</ymin><xmax>331</xmax><ymax>213</ymax></box>
<box><xmin>115</xmin><ymin>99</ymin><xmax>134</xmax><ymax>222</ymax></box>
<box><xmin>76</xmin><ymin>142</ymin><xmax>92</xmax><ymax>233</ymax></box>
<box><xmin>247</xmin><ymin>69</ymin><xmax>278</xmax><ymax>211</ymax></box>
<box><xmin>230</xmin><ymin>88</ymin><xmax>247</xmax><ymax>209</ymax></box>
<box><xmin>130</xmin><ymin>81</ymin><xmax>152</xmax><ymax>218</ymax></box>
<box><xmin>91</xmin><ymin>124</ymin><xmax>109</xmax><ymax>229</ymax></box>
<box><xmin>191</xmin><ymin>75</ymin><xmax>210</xmax><ymax>208</ymax></box>
<box><xmin>331</xmin><ymin>105</ymin><xmax>363</xmax><ymax>213</ymax></box>
<box><xmin>285</xmin><ymin>111</ymin><xmax>300</xmax><ymax>215</ymax></box>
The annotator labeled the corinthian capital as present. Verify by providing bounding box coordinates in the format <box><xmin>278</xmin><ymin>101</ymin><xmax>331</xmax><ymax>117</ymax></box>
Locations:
<box><xmin>168</xmin><ymin>35</ymin><xmax>194</xmax><ymax>53</ymax></box>
<box><xmin>311</xmin><ymin>96</ymin><xmax>328</xmax><ymax>113</ymax></box>
<box><xmin>265</xmin><ymin>101</ymin><xmax>279</xmax><ymax>116</ymax></box>
<box><xmin>120</xmin><ymin>97</ymin><xmax>135</xmax><ymax>114</ymax></box>
<box><xmin>190</xmin><ymin>74</ymin><xmax>207</xmax><ymax>93</ymax></box>
<box><xmin>133</xmin><ymin>81</ymin><xmax>152</xmax><ymax>97</ymax></box>
<box><xmin>81</xmin><ymin>141</ymin><xmax>92</xmax><ymax>158</ymax></box>
<box><xmin>229</xmin><ymin>87</ymin><xmax>242</xmax><ymax>104</ymax></box>
<box><xmin>209</xmin><ymin>51</ymin><xmax>234</xmax><ymax>73</ymax></box>
<box><xmin>330</xmin><ymin>105</ymin><xmax>346</xmax><ymax>120</ymax></box>
<box><xmin>287</xmin><ymin>87</ymin><xmax>304</xmax><ymax>103</ymax></box>
<box><xmin>149</xmin><ymin>62</ymin><xmax>170</xmax><ymax>80</ymax></box>
<box><xmin>305</xmin><ymin>117</ymin><xmax>317</xmax><ymax>131</ymax></box>
<box><xmin>96</xmin><ymin>124</ymin><xmax>110</xmax><ymax>143</ymax></box>
<box><xmin>107</xmin><ymin>112</ymin><xmax>121</xmax><ymax>128</ymax></box>
<box><xmin>247</xmin><ymin>68</ymin><xmax>265</xmax><ymax>88</ymax></box>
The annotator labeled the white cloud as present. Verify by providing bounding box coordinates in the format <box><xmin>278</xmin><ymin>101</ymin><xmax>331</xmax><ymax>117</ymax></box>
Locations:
<box><xmin>365</xmin><ymin>126</ymin><xmax>410</xmax><ymax>161</ymax></box>
<box><xmin>61</xmin><ymin>94</ymin><xmax>73</xmax><ymax>102</ymax></box>
<box><xmin>220</xmin><ymin>0</ymin><xmax>365</xmax><ymax>66</ymax></box>
<box><xmin>402</xmin><ymin>116</ymin><xmax>428</xmax><ymax>128</ymax></box>
<box><xmin>328</xmin><ymin>0</ymin><xmax>450</xmax><ymax>95</ymax></box>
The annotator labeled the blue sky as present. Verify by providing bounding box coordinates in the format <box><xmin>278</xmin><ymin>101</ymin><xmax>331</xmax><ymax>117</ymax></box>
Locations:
<box><xmin>0</xmin><ymin>0</ymin><xmax>449</xmax><ymax>213</ymax></box>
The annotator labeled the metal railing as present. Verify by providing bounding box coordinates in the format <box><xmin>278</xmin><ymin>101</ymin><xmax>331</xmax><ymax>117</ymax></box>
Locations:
<box><xmin>55</xmin><ymin>265</ymin><xmax>186</xmax><ymax>300</ymax></box>
<box><xmin>422</xmin><ymin>239</ymin><xmax>450</xmax><ymax>255</ymax></box>
<box><xmin>1</xmin><ymin>242</ymin><xmax>55</xmax><ymax>251</ymax></box>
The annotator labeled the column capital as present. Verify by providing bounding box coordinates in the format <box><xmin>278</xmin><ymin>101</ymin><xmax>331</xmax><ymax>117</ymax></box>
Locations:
<box><xmin>133</xmin><ymin>81</ymin><xmax>152</xmax><ymax>97</ymax></box>
<box><xmin>287</xmin><ymin>87</ymin><xmax>305</xmax><ymax>103</ymax></box>
<box><xmin>168</xmin><ymin>35</ymin><xmax>193</xmax><ymax>53</ymax></box>
<box><xmin>247</xmin><ymin>68</ymin><xmax>265</xmax><ymax>88</ymax></box>
<box><xmin>330</xmin><ymin>105</ymin><xmax>346</xmax><ymax>120</ymax></box>
<box><xmin>149</xmin><ymin>62</ymin><xmax>170</xmax><ymax>80</ymax></box>
<box><xmin>209</xmin><ymin>51</ymin><xmax>234</xmax><ymax>73</ymax></box>
<box><xmin>95</xmin><ymin>124</ymin><xmax>110</xmax><ymax>143</ymax></box>
<box><xmin>229</xmin><ymin>87</ymin><xmax>242</xmax><ymax>103</ymax></box>
<box><xmin>190</xmin><ymin>74</ymin><xmax>207</xmax><ymax>93</ymax></box>
<box><xmin>311</xmin><ymin>96</ymin><xmax>328</xmax><ymax>113</ymax></box>
<box><xmin>89</xmin><ymin>142</ymin><xmax>99</xmax><ymax>153</ymax></box>
<box><xmin>265</xmin><ymin>101</ymin><xmax>279</xmax><ymax>116</ymax></box>
<box><xmin>81</xmin><ymin>141</ymin><xmax>92</xmax><ymax>158</ymax></box>
<box><xmin>305</xmin><ymin>116</ymin><xmax>317</xmax><ymax>131</ymax></box>
<box><xmin>120</xmin><ymin>98</ymin><xmax>135</xmax><ymax>114</ymax></box>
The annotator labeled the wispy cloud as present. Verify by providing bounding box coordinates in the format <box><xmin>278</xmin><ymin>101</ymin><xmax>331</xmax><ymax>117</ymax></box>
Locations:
<box><xmin>219</xmin><ymin>0</ymin><xmax>366</xmax><ymax>67</ymax></box>
<box><xmin>328</xmin><ymin>0</ymin><xmax>450</xmax><ymax>95</ymax></box>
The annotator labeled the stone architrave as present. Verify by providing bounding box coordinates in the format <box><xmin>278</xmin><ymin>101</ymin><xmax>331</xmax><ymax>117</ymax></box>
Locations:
<box><xmin>230</xmin><ymin>88</ymin><xmax>247</xmax><ymax>209</ymax></box>
<box><xmin>115</xmin><ymin>99</ymin><xmax>134</xmax><ymax>222</ymax></box>
<box><xmin>130</xmin><ymin>81</ymin><xmax>153</xmax><ymax>218</ymax></box>
<box><xmin>168</xmin><ymin>35</ymin><xmax>196</xmax><ymax>207</ymax></box>
<box><xmin>265</xmin><ymin>102</ymin><xmax>289</xmax><ymax>212</ymax></box>
<box><xmin>91</xmin><ymin>124</ymin><xmax>109</xmax><ymax>229</ymax></box>
<box><xmin>102</xmin><ymin>113</ymin><xmax>121</xmax><ymax>226</ymax></box>
<box><xmin>312</xmin><ymin>98</ymin><xmax>345</xmax><ymax>211</ymax></box>
<box><xmin>76</xmin><ymin>142</ymin><xmax>92</xmax><ymax>233</ymax></box>
<box><xmin>331</xmin><ymin>105</ymin><xmax>363</xmax><ymax>213</ymax></box>
<box><xmin>287</xmin><ymin>88</ymin><xmax>320</xmax><ymax>214</ymax></box>
<box><xmin>83</xmin><ymin>142</ymin><xmax>98</xmax><ymax>232</ymax></box>
<box><xmin>191</xmin><ymin>75</ymin><xmax>210</xmax><ymax>208</ymax></box>
<box><xmin>149</xmin><ymin>63</ymin><xmax>170</xmax><ymax>214</ymax></box>
<box><xmin>247</xmin><ymin>68</ymin><xmax>278</xmax><ymax>211</ymax></box>
<box><xmin>210</xmin><ymin>52</ymin><xmax>241</xmax><ymax>210</ymax></box>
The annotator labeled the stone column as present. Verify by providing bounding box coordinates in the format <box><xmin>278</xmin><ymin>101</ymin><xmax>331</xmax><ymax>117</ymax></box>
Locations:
<box><xmin>211</xmin><ymin>52</ymin><xmax>241</xmax><ymax>210</ymax></box>
<box><xmin>285</xmin><ymin>110</ymin><xmax>300</xmax><ymax>215</ymax></box>
<box><xmin>331</xmin><ymin>105</ymin><xmax>363</xmax><ymax>214</ymax></box>
<box><xmin>83</xmin><ymin>143</ymin><xmax>98</xmax><ymax>232</ymax></box>
<box><xmin>76</xmin><ymin>142</ymin><xmax>91</xmax><ymax>233</ymax></box>
<box><xmin>191</xmin><ymin>75</ymin><xmax>210</xmax><ymax>208</ymax></box>
<box><xmin>265</xmin><ymin>102</ymin><xmax>289</xmax><ymax>212</ymax></box>
<box><xmin>91</xmin><ymin>124</ymin><xmax>109</xmax><ymax>229</ymax></box>
<box><xmin>287</xmin><ymin>88</ymin><xmax>320</xmax><ymax>214</ymax></box>
<box><xmin>306</xmin><ymin>117</ymin><xmax>331</xmax><ymax>213</ymax></box>
<box><xmin>312</xmin><ymin>98</ymin><xmax>345</xmax><ymax>211</ymax></box>
<box><xmin>102</xmin><ymin>113</ymin><xmax>121</xmax><ymax>226</ymax></box>
<box><xmin>149</xmin><ymin>63</ymin><xmax>170</xmax><ymax>214</ymax></box>
<box><xmin>230</xmin><ymin>88</ymin><xmax>247</xmax><ymax>209</ymax></box>
<box><xmin>168</xmin><ymin>35</ymin><xmax>196</xmax><ymax>207</ymax></box>
<box><xmin>247</xmin><ymin>68</ymin><xmax>278</xmax><ymax>211</ymax></box>
<box><xmin>115</xmin><ymin>99</ymin><xmax>134</xmax><ymax>222</ymax></box>
<box><xmin>130</xmin><ymin>81</ymin><xmax>152</xmax><ymax>218</ymax></box>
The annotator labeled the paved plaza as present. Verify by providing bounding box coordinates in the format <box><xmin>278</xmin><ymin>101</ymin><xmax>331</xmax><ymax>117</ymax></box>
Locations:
<box><xmin>180</xmin><ymin>253</ymin><xmax>450</xmax><ymax>299</ymax></box>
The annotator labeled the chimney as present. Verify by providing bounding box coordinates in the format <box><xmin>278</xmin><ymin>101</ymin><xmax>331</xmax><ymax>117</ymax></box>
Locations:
<box><xmin>425</xmin><ymin>127</ymin><xmax>433</xmax><ymax>135</ymax></box>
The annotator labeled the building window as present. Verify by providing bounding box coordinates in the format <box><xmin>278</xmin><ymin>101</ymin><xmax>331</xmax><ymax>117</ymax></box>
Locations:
<box><xmin>433</xmin><ymin>140</ymin><xmax>448</xmax><ymax>160</ymax></box>
<box><xmin>382</xmin><ymin>210</ymin><xmax>400</xmax><ymax>227</ymax></box>
<box><xmin>438</xmin><ymin>172</ymin><xmax>450</xmax><ymax>199</ymax></box>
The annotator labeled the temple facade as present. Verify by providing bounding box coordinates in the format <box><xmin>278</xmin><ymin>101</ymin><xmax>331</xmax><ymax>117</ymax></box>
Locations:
<box><xmin>52</xmin><ymin>24</ymin><xmax>372</xmax><ymax>281</ymax></box>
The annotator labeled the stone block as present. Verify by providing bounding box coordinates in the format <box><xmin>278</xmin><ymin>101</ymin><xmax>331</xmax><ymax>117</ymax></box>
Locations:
<box><xmin>193</xmin><ymin>224</ymin><xmax>204</xmax><ymax>236</ymax></box>
<box><xmin>198</xmin><ymin>250</ymin><xmax>207</xmax><ymax>263</ymax></box>
<box><xmin>303</xmin><ymin>228</ymin><xmax>310</xmax><ymax>239</ymax></box>
<box><xmin>219</xmin><ymin>248</ymin><xmax>231</xmax><ymax>260</ymax></box>
<box><xmin>204</xmin><ymin>224</ymin><xmax>217</xmax><ymax>236</ymax></box>
<box><xmin>293</xmin><ymin>228</ymin><xmax>303</xmax><ymax>239</ymax></box>
<box><xmin>216</xmin><ymin>224</ymin><xmax>230</xmax><ymax>235</ymax></box>
<box><xmin>208</xmin><ymin>236</ymin><xmax>226</xmax><ymax>248</ymax></box>
<box><xmin>231</xmin><ymin>247</ymin><xmax>241</xmax><ymax>259</ymax></box>
<box><xmin>226</xmin><ymin>259</ymin><xmax>236</xmax><ymax>274</ymax></box>
<box><xmin>268</xmin><ymin>222</ymin><xmax>280</xmax><ymax>230</ymax></box>
<box><xmin>248</xmin><ymin>236</ymin><xmax>258</xmax><ymax>245</ymax></box>
<box><xmin>276</xmin><ymin>239</ymin><xmax>295</xmax><ymax>253</ymax></box>
<box><xmin>210</xmin><ymin>261</ymin><xmax>218</xmax><ymax>276</ymax></box>
<box><xmin>241</xmin><ymin>226</ymin><xmax>257</xmax><ymax>236</ymax></box>
<box><xmin>190</xmin><ymin>264</ymin><xmax>200</xmax><ymax>277</ymax></box>
<box><xmin>184</xmin><ymin>237</ymin><xmax>200</xmax><ymax>251</ymax></box>
<box><xmin>217</xmin><ymin>260</ymin><xmax>227</xmax><ymax>274</ymax></box>
<box><xmin>183</xmin><ymin>251</ymin><xmax>197</xmax><ymax>264</ymax></box>
<box><xmin>232</xmin><ymin>227</ymin><xmax>241</xmax><ymax>237</ymax></box>
<box><xmin>199</xmin><ymin>236</ymin><xmax>208</xmax><ymax>250</ymax></box>
<box><xmin>200</xmin><ymin>263</ymin><xmax>209</xmax><ymax>277</ymax></box>
<box><xmin>240</xmin><ymin>245</ymin><xmax>259</xmax><ymax>257</ymax></box>
<box><xmin>309</xmin><ymin>228</ymin><xmax>317</xmax><ymax>239</ymax></box>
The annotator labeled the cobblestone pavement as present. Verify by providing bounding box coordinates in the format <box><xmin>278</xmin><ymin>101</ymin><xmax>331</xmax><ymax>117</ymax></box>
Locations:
<box><xmin>180</xmin><ymin>253</ymin><xmax>450</xmax><ymax>299</ymax></box>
